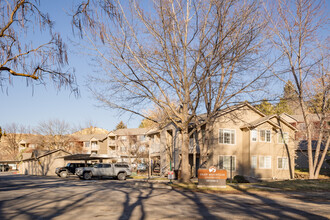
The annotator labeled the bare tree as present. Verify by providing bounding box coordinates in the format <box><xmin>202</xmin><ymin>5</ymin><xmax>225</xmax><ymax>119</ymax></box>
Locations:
<box><xmin>34</xmin><ymin>119</ymin><xmax>81</xmax><ymax>153</ymax></box>
<box><xmin>0</xmin><ymin>123</ymin><xmax>31</xmax><ymax>160</ymax></box>
<box><xmin>73</xmin><ymin>0</ymin><xmax>266</xmax><ymax>182</ymax></box>
<box><xmin>265</xmin><ymin>0</ymin><xmax>329</xmax><ymax>179</ymax></box>
<box><xmin>0</xmin><ymin>0</ymin><xmax>78</xmax><ymax>93</ymax></box>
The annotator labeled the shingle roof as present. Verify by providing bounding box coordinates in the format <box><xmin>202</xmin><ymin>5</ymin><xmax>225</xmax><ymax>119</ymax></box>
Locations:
<box><xmin>71</xmin><ymin>134</ymin><xmax>107</xmax><ymax>142</ymax></box>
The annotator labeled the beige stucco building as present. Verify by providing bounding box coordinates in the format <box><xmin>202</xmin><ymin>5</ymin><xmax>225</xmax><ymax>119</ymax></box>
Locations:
<box><xmin>156</xmin><ymin>103</ymin><xmax>297</xmax><ymax>180</ymax></box>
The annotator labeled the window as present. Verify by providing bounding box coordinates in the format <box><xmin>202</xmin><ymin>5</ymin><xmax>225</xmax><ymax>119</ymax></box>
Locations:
<box><xmin>103</xmin><ymin>164</ymin><xmax>111</xmax><ymax>168</ymax></box>
<box><xmin>260</xmin><ymin>130</ymin><xmax>271</xmax><ymax>142</ymax></box>
<box><xmin>91</xmin><ymin>141</ymin><xmax>98</xmax><ymax>148</ymax></box>
<box><xmin>251</xmin><ymin>130</ymin><xmax>258</xmax><ymax>142</ymax></box>
<box><xmin>278</xmin><ymin>132</ymin><xmax>289</xmax><ymax>144</ymax></box>
<box><xmin>218</xmin><ymin>155</ymin><xmax>236</xmax><ymax>171</ymax></box>
<box><xmin>251</xmin><ymin>156</ymin><xmax>257</xmax><ymax>169</ymax></box>
<box><xmin>219</xmin><ymin>129</ymin><xmax>236</xmax><ymax>145</ymax></box>
<box><xmin>84</xmin><ymin>142</ymin><xmax>90</xmax><ymax>148</ymax></box>
<box><xmin>139</xmin><ymin>135</ymin><xmax>146</xmax><ymax>141</ymax></box>
<box><xmin>120</xmin><ymin>136</ymin><xmax>127</xmax><ymax>140</ymax></box>
<box><xmin>139</xmin><ymin>145</ymin><xmax>146</xmax><ymax>152</ymax></box>
<box><xmin>277</xmin><ymin>157</ymin><xmax>288</xmax><ymax>170</ymax></box>
<box><xmin>259</xmin><ymin>156</ymin><xmax>271</xmax><ymax>169</ymax></box>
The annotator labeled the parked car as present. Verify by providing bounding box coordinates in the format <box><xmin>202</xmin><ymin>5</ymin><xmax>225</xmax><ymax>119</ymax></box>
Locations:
<box><xmin>55</xmin><ymin>163</ymin><xmax>92</xmax><ymax>178</ymax></box>
<box><xmin>153</xmin><ymin>164</ymin><xmax>160</xmax><ymax>173</ymax></box>
<box><xmin>137</xmin><ymin>163</ymin><xmax>147</xmax><ymax>171</ymax></box>
<box><xmin>75</xmin><ymin>163</ymin><xmax>131</xmax><ymax>180</ymax></box>
<box><xmin>0</xmin><ymin>164</ymin><xmax>10</xmax><ymax>172</ymax></box>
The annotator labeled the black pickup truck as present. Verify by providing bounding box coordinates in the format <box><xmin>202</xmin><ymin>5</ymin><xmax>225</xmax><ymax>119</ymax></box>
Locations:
<box><xmin>55</xmin><ymin>163</ymin><xmax>91</xmax><ymax>178</ymax></box>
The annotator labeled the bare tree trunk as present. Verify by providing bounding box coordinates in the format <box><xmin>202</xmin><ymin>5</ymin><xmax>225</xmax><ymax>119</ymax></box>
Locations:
<box><xmin>181</xmin><ymin>128</ymin><xmax>190</xmax><ymax>183</ymax></box>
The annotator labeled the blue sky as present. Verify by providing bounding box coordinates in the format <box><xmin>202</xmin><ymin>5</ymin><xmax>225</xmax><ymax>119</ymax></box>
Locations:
<box><xmin>0</xmin><ymin>0</ymin><xmax>142</xmax><ymax>132</ymax></box>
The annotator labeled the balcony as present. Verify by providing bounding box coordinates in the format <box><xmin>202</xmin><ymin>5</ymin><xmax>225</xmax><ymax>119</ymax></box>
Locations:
<box><xmin>91</xmin><ymin>144</ymin><xmax>99</xmax><ymax>151</ymax></box>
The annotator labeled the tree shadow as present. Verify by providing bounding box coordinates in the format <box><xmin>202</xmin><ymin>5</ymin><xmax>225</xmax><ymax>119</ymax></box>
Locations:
<box><xmin>0</xmin><ymin>174</ymin><xmax>329</xmax><ymax>219</ymax></box>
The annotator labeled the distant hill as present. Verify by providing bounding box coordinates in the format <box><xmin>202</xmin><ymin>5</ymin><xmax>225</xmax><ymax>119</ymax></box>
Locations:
<box><xmin>72</xmin><ymin>126</ymin><xmax>109</xmax><ymax>135</ymax></box>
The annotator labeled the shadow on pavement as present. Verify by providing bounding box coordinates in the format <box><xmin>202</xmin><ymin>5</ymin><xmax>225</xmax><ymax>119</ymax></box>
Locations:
<box><xmin>0</xmin><ymin>174</ymin><xmax>329</xmax><ymax>219</ymax></box>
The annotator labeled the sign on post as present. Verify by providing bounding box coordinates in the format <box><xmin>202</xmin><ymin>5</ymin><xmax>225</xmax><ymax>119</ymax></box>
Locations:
<box><xmin>168</xmin><ymin>171</ymin><xmax>175</xmax><ymax>180</ymax></box>
<box><xmin>198</xmin><ymin>166</ymin><xmax>227</xmax><ymax>188</ymax></box>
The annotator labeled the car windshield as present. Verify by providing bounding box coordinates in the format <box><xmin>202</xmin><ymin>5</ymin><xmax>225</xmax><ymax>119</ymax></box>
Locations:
<box><xmin>66</xmin><ymin>163</ymin><xmax>71</xmax><ymax>167</ymax></box>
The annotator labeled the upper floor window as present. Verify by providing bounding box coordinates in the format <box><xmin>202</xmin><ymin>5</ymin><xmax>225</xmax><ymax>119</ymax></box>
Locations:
<box><xmin>260</xmin><ymin>130</ymin><xmax>271</xmax><ymax>142</ymax></box>
<box><xmin>251</xmin><ymin>130</ymin><xmax>258</xmax><ymax>142</ymax></box>
<box><xmin>139</xmin><ymin>135</ymin><xmax>146</xmax><ymax>141</ymax></box>
<box><xmin>219</xmin><ymin>129</ymin><xmax>235</xmax><ymax>145</ymax></box>
<box><xmin>278</xmin><ymin>132</ymin><xmax>289</xmax><ymax>144</ymax></box>
<box><xmin>84</xmin><ymin>142</ymin><xmax>90</xmax><ymax>148</ymax></box>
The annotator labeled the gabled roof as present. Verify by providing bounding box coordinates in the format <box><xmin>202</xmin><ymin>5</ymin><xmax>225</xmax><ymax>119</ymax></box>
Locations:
<box><xmin>198</xmin><ymin>101</ymin><xmax>266</xmax><ymax>121</ymax></box>
<box><xmin>298</xmin><ymin>140</ymin><xmax>328</xmax><ymax>151</ymax></box>
<box><xmin>23</xmin><ymin>149</ymin><xmax>71</xmax><ymax>161</ymax></box>
<box><xmin>280</xmin><ymin>113</ymin><xmax>298</xmax><ymax>123</ymax></box>
<box><xmin>240</xmin><ymin>115</ymin><xmax>280</xmax><ymax>129</ymax></box>
<box><xmin>241</xmin><ymin>114</ymin><xmax>297</xmax><ymax>131</ymax></box>
<box><xmin>71</xmin><ymin>134</ymin><xmax>107</xmax><ymax>142</ymax></box>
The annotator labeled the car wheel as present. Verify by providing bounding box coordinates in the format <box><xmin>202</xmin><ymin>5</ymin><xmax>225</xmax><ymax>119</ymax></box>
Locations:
<box><xmin>60</xmin><ymin>171</ymin><xmax>68</xmax><ymax>178</ymax></box>
<box><xmin>83</xmin><ymin>172</ymin><xmax>92</xmax><ymax>180</ymax></box>
<box><xmin>117</xmin><ymin>172</ymin><xmax>126</xmax><ymax>180</ymax></box>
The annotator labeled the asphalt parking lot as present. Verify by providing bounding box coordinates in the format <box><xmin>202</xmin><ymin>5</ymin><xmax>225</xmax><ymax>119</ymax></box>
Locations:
<box><xmin>0</xmin><ymin>173</ymin><xmax>329</xmax><ymax>220</ymax></box>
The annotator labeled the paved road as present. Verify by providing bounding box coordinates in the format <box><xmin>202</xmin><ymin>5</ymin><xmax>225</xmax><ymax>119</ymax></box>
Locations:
<box><xmin>0</xmin><ymin>173</ymin><xmax>329</xmax><ymax>220</ymax></box>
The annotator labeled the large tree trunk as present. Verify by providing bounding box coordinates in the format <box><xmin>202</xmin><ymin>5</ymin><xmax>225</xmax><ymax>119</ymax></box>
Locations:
<box><xmin>180</xmin><ymin>128</ymin><xmax>191</xmax><ymax>183</ymax></box>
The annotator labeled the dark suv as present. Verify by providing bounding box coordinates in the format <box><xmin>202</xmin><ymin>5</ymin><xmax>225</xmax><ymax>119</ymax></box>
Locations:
<box><xmin>55</xmin><ymin>163</ymin><xmax>91</xmax><ymax>178</ymax></box>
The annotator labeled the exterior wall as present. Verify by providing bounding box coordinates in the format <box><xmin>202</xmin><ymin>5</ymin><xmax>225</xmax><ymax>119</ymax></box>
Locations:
<box><xmin>211</xmin><ymin>106</ymin><xmax>263</xmax><ymax>178</ymax></box>
<box><xmin>98</xmin><ymin>139</ymin><xmax>108</xmax><ymax>154</ymax></box>
<box><xmin>209</xmin><ymin>106</ymin><xmax>296</xmax><ymax>180</ymax></box>
<box><xmin>20</xmin><ymin>151</ymin><xmax>69</xmax><ymax>176</ymax></box>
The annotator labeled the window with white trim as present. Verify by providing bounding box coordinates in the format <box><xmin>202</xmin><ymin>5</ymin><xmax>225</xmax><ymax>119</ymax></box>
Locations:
<box><xmin>251</xmin><ymin>130</ymin><xmax>258</xmax><ymax>142</ymax></box>
<box><xmin>219</xmin><ymin>129</ymin><xmax>236</xmax><ymax>145</ymax></box>
<box><xmin>251</xmin><ymin>156</ymin><xmax>257</xmax><ymax>169</ymax></box>
<box><xmin>278</xmin><ymin>132</ymin><xmax>289</xmax><ymax>144</ymax></box>
<box><xmin>218</xmin><ymin>155</ymin><xmax>236</xmax><ymax>171</ymax></box>
<box><xmin>259</xmin><ymin>156</ymin><xmax>271</xmax><ymax>169</ymax></box>
<box><xmin>277</xmin><ymin>157</ymin><xmax>289</xmax><ymax>170</ymax></box>
<box><xmin>260</xmin><ymin>130</ymin><xmax>271</xmax><ymax>142</ymax></box>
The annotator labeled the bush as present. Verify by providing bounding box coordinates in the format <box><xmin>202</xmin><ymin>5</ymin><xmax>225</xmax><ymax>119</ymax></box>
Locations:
<box><xmin>233</xmin><ymin>175</ymin><xmax>249</xmax><ymax>183</ymax></box>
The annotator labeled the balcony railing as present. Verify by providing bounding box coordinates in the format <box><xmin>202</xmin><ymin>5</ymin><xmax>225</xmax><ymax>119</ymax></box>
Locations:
<box><xmin>91</xmin><ymin>144</ymin><xmax>99</xmax><ymax>150</ymax></box>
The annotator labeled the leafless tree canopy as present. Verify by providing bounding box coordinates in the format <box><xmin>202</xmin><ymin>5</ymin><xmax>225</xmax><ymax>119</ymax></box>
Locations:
<box><xmin>265</xmin><ymin>0</ymin><xmax>329</xmax><ymax>179</ymax></box>
<box><xmin>0</xmin><ymin>0</ymin><xmax>78</xmax><ymax>94</ymax></box>
<box><xmin>72</xmin><ymin>0</ymin><xmax>267</xmax><ymax>182</ymax></box>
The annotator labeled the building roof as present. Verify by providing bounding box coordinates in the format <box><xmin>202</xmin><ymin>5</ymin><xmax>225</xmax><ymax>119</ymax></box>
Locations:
<box><xmin>240</xmin><ymin>115</ymin><xmax>297</xmax><ymax>131</ymax></box>
<box><xmin>289</xmin><ymin>114</ymin><xmax>330</xmax><ymax>123</ymax></box>
<box><xmin>240</xmin><ymin>115</ymin><xmax>280</xmax><ymax>129</ymax></box>
<box><xmin>23</xmin><ymin>149</ymin><xmax>71</xmax><ymax>161</ymax></box>
<box><xmin>112</xmin><ymin>128</ymin><xmax>152</xmax><ymax>136</ymax></box>
<box><xmin>297</xmin><ymin>140</ymin><xmax>328</xmax><ymax>151</ymax></box>
<box><xmin>197</xmin><ymin>102</ymin><xmax>266</xmax><ymax>121</ymax></box>
<box><xmin>62</xmin><ymin>153</ymin><xmax>115</xmax><ymax>160</ymax></box>
<box><xmin>71</xmin><ymin>134</ymin><xmax>107</xmax><ymax>142</ymax></box>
